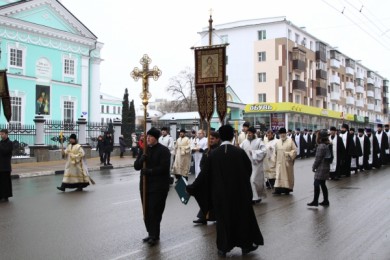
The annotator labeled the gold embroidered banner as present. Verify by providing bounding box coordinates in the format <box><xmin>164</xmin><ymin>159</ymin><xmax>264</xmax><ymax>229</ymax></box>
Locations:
<box><xmin>195</xmin><ymin>85</ymin><xmax>207</xmax><ymax>122</ymax></box>
<box><xmin>215</xmin><ymin>84</ymin><xmax>227</xmax><ymax>124</ymax></box>
<box><xmin>205</xmin><ymin>85</ymin><xmax>214</xmax><ymax>122</ymax></box>
<box><xmin>195</xmin><ymin>47</ymin><xmax>226</xmax><ymax>85</ymax></box>
<box><xmin>0</xmin><ymin>70</ymin><xmax>11</xmax><ymax>122</ymax></box>
<box><xmin>195</xmin><ymin>85</ymin><xmax>215</xmax><ymax>123</ymax></box>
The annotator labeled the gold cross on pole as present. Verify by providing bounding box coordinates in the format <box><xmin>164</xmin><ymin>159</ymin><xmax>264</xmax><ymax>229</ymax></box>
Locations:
<box><xmin>130</xmin><ymin>54</ymin><xmax>161</xmax><ymax>219</ymax></box>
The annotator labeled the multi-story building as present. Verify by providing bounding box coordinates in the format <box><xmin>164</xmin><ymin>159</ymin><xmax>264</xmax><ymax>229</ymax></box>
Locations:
<box><xmin>200</xmin><ymin>16</ymin><xmax>389</xmax><ymax>130</ymax></box>
<box><xmin>0</xmin><ymin>0</ymin><xmax>103</xmax><ymax>125</ymax></box>
<box><xmin>100</xmin><ymin>92</ymin><xmax>122</xmax><ymax>124</ymax></box>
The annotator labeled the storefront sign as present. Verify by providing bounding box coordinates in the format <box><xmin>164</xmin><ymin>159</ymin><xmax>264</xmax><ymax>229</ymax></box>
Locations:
<box><xmin>245</xmin><ymin>102</ymin><xmax>345</xmax><ymax>119</ymax></box>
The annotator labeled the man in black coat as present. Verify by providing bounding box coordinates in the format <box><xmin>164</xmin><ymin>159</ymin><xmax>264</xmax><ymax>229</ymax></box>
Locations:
<box><xmin>192</xmin><ymin>131</ymin><xmax>220</xmax><ymax>225</ymax></box>
<box><xmin>293</xmin><ymin>128</ymin><xmax>307</xmax><ymax>159</ymax></box>
<box><xmin>385</xmin><ymin>124</ymin><xmax>390</xmax><ymax>163</ymax></box>
<box><xmin>339</xmin><ymin>124</ymin><xmax>356</xmax><ymax>177</ymax></box>
<box><xmin>375</xmin><ymin>124</ymin><xmax>389</xmax><ymax>166</ymax></box>
<box><xmin>328</xmin><ymin>126</ymin><xmax>345</xmax><ymax>180</ymax></box>
<box><xmin>349</xmin><ymin>128</ymin><xmax>363</xmax><ymax>174</ymax></box>
<box><xmin>366</xmin><ymin>128</ymin><xmax>381</xmax><ymax>169</ymax></box>
<box><xmin>0</xmin><ymin>129</ymin><xmax>13</xmax><ymax>202</ymax></box>
<box><xmin>356</xmin><ymin>128</ymin><xmax>370</xmax><ymax>171</ymax></box>
<box><xmin>102</xmin><ymin>131</ymin><xmax>113</xmax><ymax>166</ymax></box>
<box><xmin>187</xmin><ymin>125</ymin><xmax>263</xmax><ymax>257</ymax></box>
<box><xmin>134</xmin><ymin>127</ymin><xmax>170</xmax><ymax>246</ymax></box>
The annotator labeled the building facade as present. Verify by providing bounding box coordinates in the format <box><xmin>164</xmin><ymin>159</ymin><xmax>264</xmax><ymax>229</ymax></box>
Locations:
<box><xmin>100</xmin><ymin>92</ymin><xmax>122</xmax><ymax>124</ymax></box>
<box><xmin>200</xmin><ymin>17</ymin><xmax>389</xmax><ymax>130</ymax></box>
<box><xmin>0</xmin><ymin>0</ymin><xmax>103</xmax><ymax>125</ymax></box>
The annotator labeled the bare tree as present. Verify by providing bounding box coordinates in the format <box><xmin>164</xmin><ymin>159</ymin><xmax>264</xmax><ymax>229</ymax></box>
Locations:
<box><xmin>167</xmin><ymin>67</ymin><xmax>197</xmax><ymax>112</ymax></box>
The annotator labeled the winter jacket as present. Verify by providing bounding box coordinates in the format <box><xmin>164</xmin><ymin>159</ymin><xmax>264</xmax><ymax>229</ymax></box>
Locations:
<box><xmin>312</xmin><ymin>143</ymin><xmax>330</xmax><ymax>180</ymax></box>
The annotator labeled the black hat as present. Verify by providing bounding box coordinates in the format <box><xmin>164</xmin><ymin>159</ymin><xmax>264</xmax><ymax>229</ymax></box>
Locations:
<box><xmin>366</xmin><ymin>128</ymin><xmax>372</xmax><ymax>133</ymax></box>
<box><xmin>296</xmin><ymin>128</ymin><xmax>301</xmax><ymax>131</ymax></box>
<box><xmin>243</xmin><ymin>122</ymin><xmax>250</xmax><ymax>127</ymax></box>
<box><xmin>385</xmin><ymin>124</ymin><xmax>389</xmax><ymax>127</ymax></box>
<box><xmin>319</xmin><ymin>130</ymin><xmax>329</xmax><ymax>138</ymax></box>
<box><xmin>350</xmin><ymin>127</ymin><xmax>355</xmax><ymax>132</ymax></box>
<box><xmin>147</xmin><ymin>127</ymin><xmax>161</xmax><ymax>140</ymax></box>
<box><xmin>288</xmin><ymin>129</ymin><xmax>293</xmax><ymax>132</ymax></box>
<box><xmin>309</xmin><ymin>129</ymin><xmax>313</xmax><ymax>132</ymax></box>
<box><xmin>69</xmin><ymin>133</ymin><xmax>77</xmax><ymax>140</ymax></box>
<box><xmin>304</xmin><ymin>128</ymin><xmax>308</xmax><ymax>132</ymax></box>
<box><xmin>358</xmin><ymin>128</ymin><xmax>364</xmax><ymax>133</ymax></box>
<box><xmin>279</xmin><ymin>128</ymin><xmax>287</xmax><ymax>134</ymax></box>
<box><xmin>219</xmin><ymin>125</ymin><xmax>234</xmax><ymax>141</ymax></box>
<box><xmin>330</xmin><ymin>126</ymin><xmax>337</xmax><ymax>131</ymax></box>
<box><xmin>341</xmin><ymin>123</ymin><xmax>349</xmax><ymax>130</ymax></box>
<box><xmin>248</xmin><ymin>126</ymin><xmax>256</xmax><ymax>134</ymax></box>
<box><xmin>210</xmin><ymin>127</ymin><xmax>216</xmax><ymax>131</ymax></box>
<box><xmin>0</xmin><ymin>129</ymin><xmax>8</xmax><ymax>134</ymax></box>
<box><xmin>191</xmin><ymin>130</ymin><xmax>196</xmax><ymax>134</ymax></box>
<box><xmin>377</xmin><ymin>123</ymin><xmax>383</xmax><ymax>128</ymax></box>
<box><xmin>179</xmin><ymin>129</ymin><xmax>186</xmax><ymax>133</ymax></box>
<box><xmin>161</xmin><ymin>126</ymin><xmax>168</xmax><ymax>131</ymax></box>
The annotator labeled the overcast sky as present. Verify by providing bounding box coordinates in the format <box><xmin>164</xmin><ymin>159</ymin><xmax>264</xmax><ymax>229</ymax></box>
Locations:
<box><xmin>62</xmin><ymin>0</ymin><xmax>390</xmax><ymax>105</ymax></box>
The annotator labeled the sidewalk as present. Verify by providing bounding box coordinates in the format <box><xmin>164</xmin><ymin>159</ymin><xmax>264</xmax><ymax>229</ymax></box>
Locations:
<box><xmin>11</xmin><ymin>155</ymin><xmax>136</xmax><ymax>179</ymax></box>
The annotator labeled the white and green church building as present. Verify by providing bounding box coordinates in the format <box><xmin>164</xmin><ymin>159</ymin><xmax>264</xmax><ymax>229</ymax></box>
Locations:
<box><xmin>0</xmin><ymin>0</ymin><xmax>103</xmax><ymax>124</ymax></box>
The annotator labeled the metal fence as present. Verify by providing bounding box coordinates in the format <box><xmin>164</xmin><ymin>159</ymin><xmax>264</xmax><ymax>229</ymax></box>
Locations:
<box><xmin>44</xmin><ymin>120</ymin><xmax>79</xmax><ymax>149</ymax></box>
<box><xmin>86</xmin><ymin>122</ymin><xmax>109</xmax><ymax>148</ymax></box>
<box><xmin>0</xmin><ymin>123</ymin><xmax>35</xmax><ymax>157</ymax></box>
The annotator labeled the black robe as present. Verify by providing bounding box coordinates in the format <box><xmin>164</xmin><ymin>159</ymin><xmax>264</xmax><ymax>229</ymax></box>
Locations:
<box><xmin>134</xmin><ymin>143</ymin><xmax>171</xmax><ymax>240</ymax></box>
<box><xmin>357</xmin><ymin>135</ymin><xmax>370</xmax><ymax>170</ymax></box>
<box><xmin>367</xmin><ymin>134</ymin><xmax>381</xmax><ymax>169</ymax></box>
<box><xmin>187</xmin><ymin>143</ymin><xmax>263</xmax><ymax>252</ymax></box>
<box><xmin>292</xmin><ymin>134</ymin><xmax>308</xmax><ymax>158</ymax></box>
<box><xmin>350</xmin><ymin>134</ymin><xmax>363</xmax><ymax>170</ymax></box>
<box><xmin>0</xmin><ymin>137</ymin><xmax>13</xmax><ymax>199</ymax></box>
<box><xmin>375</xmin><ymin>131</ymin><xmax>389</xmax><ymax>165</ymax></box>
<box><xmin>329</xmin><ymin>135</ymin><xmax>345</xmax><ymax>179</ymax></box>
<box><xmin>339</xmin><ymin>132</ymin><xmax>356</xmax><ymax>176</ymax></box>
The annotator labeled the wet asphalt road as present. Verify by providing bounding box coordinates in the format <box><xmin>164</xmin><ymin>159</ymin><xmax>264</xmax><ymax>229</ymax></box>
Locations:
<box><xmin>1</xmin><ymin>158</ymin><xmax>390</xmax><ymax>260</ymax></box>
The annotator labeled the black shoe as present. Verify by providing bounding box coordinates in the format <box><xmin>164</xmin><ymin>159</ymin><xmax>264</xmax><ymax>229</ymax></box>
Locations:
<box><xmin>217</xmin><ymin>250</ymin><xmax>227</xmax><ymax>257</ymax></box>
<box><xmin>284</xmin><ymin>191</ymin><xmax>290</xmax><ymax>195</ymax></box>
<box><xmin>75</xmin><ymin>187</ymin><xmax>83</xmax><ymax>191</ymax></box>
<box><xmin>242</xmin><ymin>245</ymin><xmax>258</xmax><ymax>255</ymax></box>
<box><xmin>104</xmin><ymin>163</ymin><xmax>107</xmax><ymax>166</ymax></box>
<box><xmin>107</xmin><ymin>163</ymin><xmax>112</xmax><ymax>166</ymax></box>
<box><xmin>252</xmin><ymin>199</ymin><xmax>262</xmax><ymax>205</ymax></box>
<box><xmin>307</xmin><ymin>201</ymin><xmax>318</xmax><ymax>207</ymax></box>
<box><xmin>142</xmin><ymin>236</ymin><xmax>150</xmax><ymax>243</ymax></box>
<box><xmin>319</xmin><ymin>201</ymin><xmax>330</xmax><ymax>206</ymax></box>
<box><xmin>148</xmin><ymin>238</ymin><xmax>158</xmax><ymax>246</ymax></box>
<box><xmin>57</xmin><ymin>186</ymin><xmax>65</xmax><ymax>192</ymax></box>
<box><xmin>193</xmin><ymin>219</ymin><xmax>207</xmax><ymax>225</ymax></box>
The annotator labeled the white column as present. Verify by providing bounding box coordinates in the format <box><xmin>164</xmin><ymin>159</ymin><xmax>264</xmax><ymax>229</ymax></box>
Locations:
<box><xmin>77</xmin><ymin>116</ymin><xmax>87</xmax><ymax>145</ymax></box>
<box><xmin>170</xmin><ymin>120</ymin><xmax>177</xmax><ymax>141</ymax></box>
<box><xmin>113</xmin><ymin>118</ymin><xmax>122</xmax><ymax>146</ymax></box>
<box><xmin>89</xmin><ymin>58</ymin><xmax>101</xmax><ymax>123</ymax></box>
<box><xmin>81</xmin><ymin>56</ymin><xmax>90</xmax><ymax>120</ymax></box>
<box><xmin>34</xmin><ymin>115</ymin><xmax>46</xmax><ymax>145</ymax></box>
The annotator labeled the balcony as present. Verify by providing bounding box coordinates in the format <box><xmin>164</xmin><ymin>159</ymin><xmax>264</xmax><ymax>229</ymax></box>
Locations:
<box><xmin>316</xmin><ymin>69</ymin><xmax>327</xmax><ymax>80</ymax></box>
<box><xmin>367</xmin><ymin>103</ymin><xmax>375</xmax><ymax>111</ymax></box>
<box><xmin>345</xmin><ymin>82</ymin><xmax>355</xmax><ymax>91</ymax></box>
<box><xmin>375</xmin><ymin>105</ymin><xmax>382</xmax><ymax>113</ymax></box>
<box><xmin>345</xmin><ymin>67</ymin><xmax>355</xmax><ymax>76</ymax></box>
<box><xmin>330</xmin><ymin>58</ymin><xmax>340</xmax><ymax>69</ymax></box>
<box><xmin>316</xmin><ymin>87</ymin><xmax>327</xmax><ymax>97</ymax></box>
<box><xmin>356</xmin><ymin>86</ymin><xmax>364</xmax><ymax>94</ymax></box>
<box><xmin>292</xmin><ymin>80</ymin><xmax>307</xmax><ymax>92</ymax></box>
<box><xmin>356</xmin><ymin>71</ymin><xmax>364</xmax><ymax>79</ymax></box>
<box><xmin>346</xmin><ymin>96</ymin><xmax>355</xmax><ymax>105</ymax></box>
<box><xmin>384</xmin><ymin>97</ymin><xmax>389</xmax><ymax>104</ymax></box>
<box><xmin>356</xmin><ymin>99</ymin><xmax>364</xmax><ymax>108</ymax></box>
<box><xmin>384</xmin><ymin>108</ymin><xmax>388</xmax><ymax>114</ymax></box>
<box><xmin>384</xmin><ymin>86</ymin><xmax>389</xmax><ymax>93</ymax></box>
<box><xmin>375</xmin><ymin>90</ymin><xmax>381</xmax><ymax>100</ymax></box>
<box><xmin>374</xmin><ymin>81</ymin><xmax>381</xmax><ymax>89</ymax></box>
<box><xmin>292</xmin><ymin>60</ymin><xmax>305</xmax><ymax>71</ymax></box>
<box><xmin>367</xmin><ymin>90</ymin><xmax>374</xmax><ymax>98</ymax></box>
<box><xmin>330</xmin><ymin>75</ymin><xmax>340</xmax><ymax>85</ymax></box>
<box><xmin>384</xmin><ymin>80</ymin><xmax>389</xmax><ymax>87</ymax></box>
<box><xmin>367</xmin><ymin>77</ymin><xmax>374</xmax><ymax>85</ymax></box>
<box><xmin>330</xmin><ymin>91</ymin><xmax>340</xmax><ymax>101</ymax></box>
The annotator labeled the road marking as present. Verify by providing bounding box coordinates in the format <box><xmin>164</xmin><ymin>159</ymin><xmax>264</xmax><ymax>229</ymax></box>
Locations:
<box><xmin>110</xmin><ymin>249</ymin><xmax>142</xmax><ymax>260</ymax></box>
<box><xmin>112</xmin><ymin>199</ymin><xmax>139</xmax><ymax>205</ymax></box>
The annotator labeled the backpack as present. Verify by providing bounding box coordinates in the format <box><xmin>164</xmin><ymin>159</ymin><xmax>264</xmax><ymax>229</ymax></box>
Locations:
<box><xmin>324</xmin><ymin>144</ymin><xmax>334</xmax><ymax>164</ymax></box>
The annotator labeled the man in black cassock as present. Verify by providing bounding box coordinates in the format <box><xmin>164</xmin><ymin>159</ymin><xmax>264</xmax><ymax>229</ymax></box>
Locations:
<box><xmin>375</xmin><ymin>124</ymin><xmax>389</xmax><ymax>166</ymax></box>
<box><xmin>186</xmin><ymin>125</ymin><xmax>263</xmax><ymax>257</ymax></box>
<box><xmin>366</xmin><ymin>128</ymin><xmax>381</xmax><ymax>169</ymax></box>
<box><xmin>0</xmin><ymin>129</ymin><xmax>13</xmax><ymax>202</ymax></box>
<box><xmin>328</xmin><ymin>126</ymin><xmax>345</xmax><ymax>180</ymax></box>
<box><xmin>356</xmin><ymin>128</ymin><xmax>370</xmax><ymax>171</ymax></box>
<box><xmin>134</xmin><ymin>127</ymin><xmax>171</xmax><ymax>246</ymax></box>
<box><xmin>339</xmin><ymin>124</ymin><xmax>356</xmax><ymax>177</ymax></box>
<box><xmin>349</xmin><ymin>128</ymin><xmax>363</xmax><ymax>174</ymax></box>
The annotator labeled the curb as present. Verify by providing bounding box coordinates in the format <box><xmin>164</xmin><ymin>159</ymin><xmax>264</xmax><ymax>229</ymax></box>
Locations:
<box><xmin>11</xmin><ymin>164</ymin><xmax>133</xmax><ymax>179</ymax></box>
